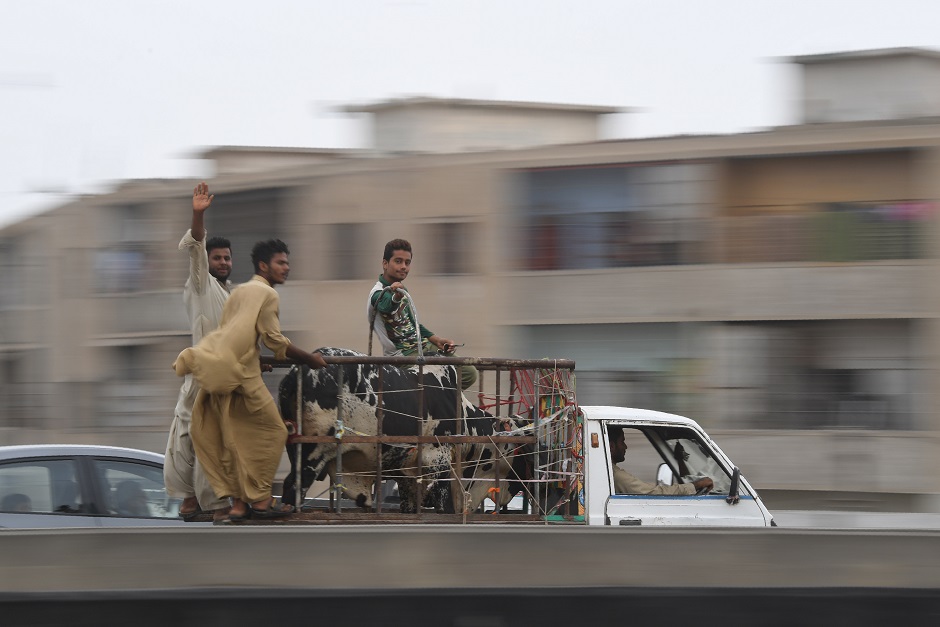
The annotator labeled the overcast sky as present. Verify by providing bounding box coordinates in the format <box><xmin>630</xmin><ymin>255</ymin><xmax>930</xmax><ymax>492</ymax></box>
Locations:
<box><xmin>2</xmin><ymin>0</ymin><xmax>939</xmax><ymax>227</ymax></box>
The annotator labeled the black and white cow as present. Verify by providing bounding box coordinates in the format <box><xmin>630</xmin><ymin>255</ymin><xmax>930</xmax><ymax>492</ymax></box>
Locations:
<box><xmin>277</xmin><ymin>347</ymin><xmax>528</xmax><ymax>514</ymax></box>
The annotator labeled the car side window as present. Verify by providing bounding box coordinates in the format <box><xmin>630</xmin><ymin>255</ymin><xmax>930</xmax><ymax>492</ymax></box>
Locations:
<box><xmin>0</xmin><ymin>459</ymin><xmax>84</xmax><ymax>514</ymax></box>
<box><xmin>90</xmin><ymin>458</ymin><xmax>180</xmax><ymax>519</ymax></box>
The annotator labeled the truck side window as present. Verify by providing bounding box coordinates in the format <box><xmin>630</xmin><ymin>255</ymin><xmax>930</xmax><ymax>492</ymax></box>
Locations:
<box><xmin>609</xmin><ymin>426</ymin><xmax>697</xmax><ymax>496</ymax></box>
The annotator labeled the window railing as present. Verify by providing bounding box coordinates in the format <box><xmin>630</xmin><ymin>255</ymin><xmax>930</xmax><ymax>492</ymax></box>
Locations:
<box><xmin>720</xmin><ymin>202</ymin><xmax>935</xmax><ymax>263</ymax></box>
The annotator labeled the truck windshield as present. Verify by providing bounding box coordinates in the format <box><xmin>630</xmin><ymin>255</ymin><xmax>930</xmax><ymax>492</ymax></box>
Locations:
<box><xmin>658</xmin><ymin>432</ymin><xmax>733</xmax><ymax>495</ymax></box>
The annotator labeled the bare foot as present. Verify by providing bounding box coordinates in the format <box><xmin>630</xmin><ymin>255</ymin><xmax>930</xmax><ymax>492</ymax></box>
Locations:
<box><xmin>250</xmin><ymin>497</ymin><xmax>294</xmax><ymax>517</ymax></box>
<box><xmin>229</xmin><ymin>498</ymin><xmax>249</xmax><ymax>519</ymax></box>
<box><xmin>179</xmin><ymin>496</ymin><xmax>199</xmax><ymax>515</ymax></box>
<box><xmin>251</xmin><ymin>497</ymin><xmax>276</xmax><ymax>512</ymax></box>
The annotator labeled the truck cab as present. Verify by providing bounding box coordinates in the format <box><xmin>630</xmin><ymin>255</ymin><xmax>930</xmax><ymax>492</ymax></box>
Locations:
<box><xmin>580</xmin><ymin>406</ymin><xmax>775</xmax><ymax>527</ymax></box>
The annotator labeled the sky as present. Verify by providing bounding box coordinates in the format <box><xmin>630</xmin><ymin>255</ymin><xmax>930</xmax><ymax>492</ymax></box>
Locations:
<box><xmin>2</xmin><ymin>0</ymin><xmax>940</xmax><ymax>227</ymax></box>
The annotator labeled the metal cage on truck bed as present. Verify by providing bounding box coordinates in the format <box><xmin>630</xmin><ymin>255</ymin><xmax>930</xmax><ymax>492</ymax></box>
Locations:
<box><xmin>262</xmin><ymin>354</ymin><xmax>582</xmax><ymax>525</ymax></box>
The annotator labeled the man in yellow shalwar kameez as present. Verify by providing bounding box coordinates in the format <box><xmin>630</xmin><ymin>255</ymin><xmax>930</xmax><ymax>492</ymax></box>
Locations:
<box><xmin>173</xmin><ymin>239</ymin><xmax>327</xmax><ymax>522</ymax></box>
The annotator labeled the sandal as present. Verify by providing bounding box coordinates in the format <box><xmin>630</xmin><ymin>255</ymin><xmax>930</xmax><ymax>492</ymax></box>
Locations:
<box><xmin>179</xmin><ymin>507</ymin><xmax>203</xmax><ymax>522</ymax></box>
<box><xmin>249</xmin><ymin>501</ymin><xmax>295</xmax><ymax>519</ymax></box>
<box><xmin>227</xmin><ymin>509</ymin><xmax>251</xmax><ymax>522</ymax></box>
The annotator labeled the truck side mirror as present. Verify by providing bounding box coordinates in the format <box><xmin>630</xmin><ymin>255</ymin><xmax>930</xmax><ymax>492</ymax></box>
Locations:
<box><xmin>726</xmin><ymin>467</ymin><xmax>740</xmax><ymax>505</ymax></box>
<box><xmin>656</xmin><ymin>463</ymin><xmax>674</xmax><ymax>486</ymax></box>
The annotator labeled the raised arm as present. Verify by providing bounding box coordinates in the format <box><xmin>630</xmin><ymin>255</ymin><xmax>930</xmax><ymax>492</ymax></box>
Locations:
<box><xmin>191</xmin><ymin>182</ymin><xmax>214</xmax><ymax>242</ymax></box>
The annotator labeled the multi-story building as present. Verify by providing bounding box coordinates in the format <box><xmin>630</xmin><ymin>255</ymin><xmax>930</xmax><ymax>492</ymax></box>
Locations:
<box><xmin>2</xmin><ymin>48</ymin><xmax>939</xmax><ymax>512</ymax></box>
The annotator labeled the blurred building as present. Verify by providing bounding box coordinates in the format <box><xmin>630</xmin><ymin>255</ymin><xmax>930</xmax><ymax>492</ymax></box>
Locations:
<box><xmin>2</xmin><ymin>48</ymin><xmax>939</xmax><ymax>512</ymax></box>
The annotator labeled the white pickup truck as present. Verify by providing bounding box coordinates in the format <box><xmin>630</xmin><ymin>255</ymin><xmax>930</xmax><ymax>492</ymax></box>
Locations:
<box><xmin>273</xmin><ymin>355</ymin><xmax>775</xmax><ymax>528</ymax></box>
<box><xmin>578</xmin><ymin>405</ymin><xmax>775</xmax><ymax>527</ymax></box>
<box><xmin>295</xmin><ymin>403</ymin><xmax>776</xmax><ymax>528</ymax></box>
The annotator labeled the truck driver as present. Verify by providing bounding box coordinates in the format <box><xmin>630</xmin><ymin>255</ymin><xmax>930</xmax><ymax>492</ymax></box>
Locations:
<box><xmin>608</xmin><ymin>427</ymin><xmax>714</xmax><ymax>495</ymax></box>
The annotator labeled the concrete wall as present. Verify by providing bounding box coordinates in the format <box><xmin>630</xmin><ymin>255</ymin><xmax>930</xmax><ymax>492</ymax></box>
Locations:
<box><xmin>802</xmin><ymin>55</ymin><xmax>940</xmax><ymax>123</ymax></box>
<box><xmin>373</xmin><ymin>105</ymin><xmax>601</xmax><ymax>153</ymax></box>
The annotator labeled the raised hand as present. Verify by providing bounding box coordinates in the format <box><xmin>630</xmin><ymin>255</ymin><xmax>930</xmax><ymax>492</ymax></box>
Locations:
<box><xmin>193</xmin><ymin>182</ymin><xmax>214</xmax><ymax>213</ymax></box>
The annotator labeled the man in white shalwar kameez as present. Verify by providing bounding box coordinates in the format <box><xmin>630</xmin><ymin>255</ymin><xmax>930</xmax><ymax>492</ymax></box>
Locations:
<box><xmin>165</xmin><ymin>182</ymin><xmax>233</xmax><ymax>522</ymax></box>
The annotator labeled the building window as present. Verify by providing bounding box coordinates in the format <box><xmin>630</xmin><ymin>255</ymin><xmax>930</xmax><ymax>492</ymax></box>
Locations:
<box><xmin>425</xmin><ymin>221</ymin><xmax>476</xmax><ymax>275</ymax></box>
<box><xmin>96</xmin><ymin>344</ymin><xmax>165</xmax><ymax>428</ymax></box>
<box><xmin>712</xmin><ymin>320</ymin><xmax>918</xmax><ymax>430</ymax></box>
<box><xmin>520</xmin><ymin>320</ymin><xmax>920</xmax><ymax>431</ymax></box>
<box><xmin>0</xmin><ymin>355</ymin><xmax>21</xmax><ymax>428</ymax></box>
<box><xmin>95</xmin><ymin>203</ymin><xmax>153</xmax><ymax>293</ymax></box>
<box><xmin>514</xmin><ymin>163</ymin><xmax>711</xmax><ymax>271</ymax></box>
<box><xmin>0</xmin><ymin>241</ymin><xmax>21</xmax><ymax>307</ymax></box>
<box><xmin>328</xmin><ymin>223</ymin><xmax>369</xmax><ymax>280</ymax></box>
<box><xmin>0</xmin><ymin>352</ymin><xmax>48</xmax><ymax>429</ymax></box>
<box><xmin>94</xmin><ymin>249</ymin><xmax>146</xmax><ymax>293</ymax></box>
<box><xmin>0</xmin><ymin>238</ymin><xmax>50</xmax><ymax>305</ymax></box>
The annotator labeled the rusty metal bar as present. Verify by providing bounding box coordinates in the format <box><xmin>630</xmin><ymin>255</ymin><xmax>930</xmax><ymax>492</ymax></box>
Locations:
<box><xmin>263</xmin><ymin>355</ymin><xmax>575</xmax><ymax>369</ymax></box>
<box><xmin>416</xmin><ymin>362</ymin><xmax>425</xmax><ymax>513</ymax></box>
<box><xmin>454</xmin><ymin>364</ymin><xmax>464</xmax><ymax>516</ymax></box>
<box><xmin>294</xmin><ymin>366</ymin><xmax>303</xmax><ymax>511</ymax></box>
<box><xmin>374</xmin><ymin>367</ymin><xmax>384</xmax><ymax>515</ymax></box>
<box><xmin>334</xmin><ymin>364</ymin><xmax>344</xmax><ymax>514</ymax></box>
<box><xmin>476</xmin><ymin>368</ymin><xmax>484</xmax><ymax>413</ymax></box>
<box><xmin>565</xmin><ymin>412</ymin><xmax>574</xmax><ymax>518</ymax></box>
<box><xmin>261</xmin><ymin>511</ymin><xmax>544</xmax><ymax>524</ymax></box>
<box><xmin>534</xmin><ymin>378</ymin><xmax>541</xmax><ymax>517</ymax></box>
<box><xmin>290</xmin><ymin>435</ymin><xmax>536</xmax><ymax>444</ymax></box>
<box><xmin>495</xmin><ymin>367</ymin><xmax>501</xmax><ymax>418</ymax></box>
<box><xmin>492</xmin><ymin>366</ymin><xmax>501</xmax><ymax>514</ymax></box>
<box><xmin>508</xmin><ymin>366</ymin><xmax>518</xmax><ymax>417</ymax></box>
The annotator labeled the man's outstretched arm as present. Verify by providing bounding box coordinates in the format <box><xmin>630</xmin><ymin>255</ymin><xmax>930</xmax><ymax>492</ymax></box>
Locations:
<box><xmin>285</xmin><ymin>343</ymin><xmax>328</xmax><ymax>370</ymax></box>
<box><xmin>191</xmin><ymin>181</ymin><xmax>214</xmax><ymax>242</ymax></box>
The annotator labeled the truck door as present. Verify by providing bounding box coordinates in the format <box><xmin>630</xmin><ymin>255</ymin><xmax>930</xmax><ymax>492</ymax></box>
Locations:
<box><xmin>604</xmin><ymin>424</ymin><xmax>770</xmax><ymax>527</ymax></box>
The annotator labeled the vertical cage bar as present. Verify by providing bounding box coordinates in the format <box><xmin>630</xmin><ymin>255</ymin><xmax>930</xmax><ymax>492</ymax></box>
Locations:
<box><xmin>293</xmin><ymin>366</ymin><xmax>303</xmax><ymax>511</ymax></box>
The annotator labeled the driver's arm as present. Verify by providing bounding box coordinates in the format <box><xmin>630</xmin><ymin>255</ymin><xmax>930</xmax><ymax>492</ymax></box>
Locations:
<box><xmin>692</xmin><ymin>477</ymin><xmax>714</xmax><ymax>492</ymax></box>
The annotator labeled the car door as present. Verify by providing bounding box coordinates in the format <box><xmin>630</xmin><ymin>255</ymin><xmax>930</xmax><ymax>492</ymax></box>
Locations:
<box><xmin>607</xmin><ymin>491</ymin><xmax>769</xmax><ymax>527</ymax></box>
<box><xmin>86</xmin><ymin>455</ymin><xmax>188</xmax><ymax>527</ymax></box>
<box><xmin>604</xmin><ymin>424</ymin><xmax>769</xmax><ymax>527</ymax></box>
<box><xmin>0</xmin><ymin>455</ymin><xmax>97</xmax><ymax>528</ymax></box>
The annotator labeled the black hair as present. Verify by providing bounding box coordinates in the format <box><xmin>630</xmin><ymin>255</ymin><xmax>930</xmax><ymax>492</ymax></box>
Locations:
<box><xmin>206</xmin><ymin>236</ymin><xmax>231</xmax><ymax>255</ymax></box>
<box><xmin>383</xmin><ymin>238</ymin><xmax>412</xmax><ymax>262</ymax></box>
<box><xmin>608</xmin><ymin>426</ymin><xmax>624</xmax><ymax>447</ymax></box>
<box><xmin>251</xmin><ymin>239</ymin><xmax>290</xmax><ymax>273</ymax></box>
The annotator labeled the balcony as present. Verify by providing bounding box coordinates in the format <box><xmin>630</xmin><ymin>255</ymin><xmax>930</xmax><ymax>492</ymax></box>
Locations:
<box><xmin>498</xmin><ymin>260</ymin><xmax>931</xmax><ymax>326</ymax></box>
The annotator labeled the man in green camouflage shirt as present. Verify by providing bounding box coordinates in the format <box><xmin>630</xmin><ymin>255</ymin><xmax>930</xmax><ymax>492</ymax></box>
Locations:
<box><xmin>368</xmin><ymin>238</ymin><xmax>477</xmax><ymax>390</ymax></box>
